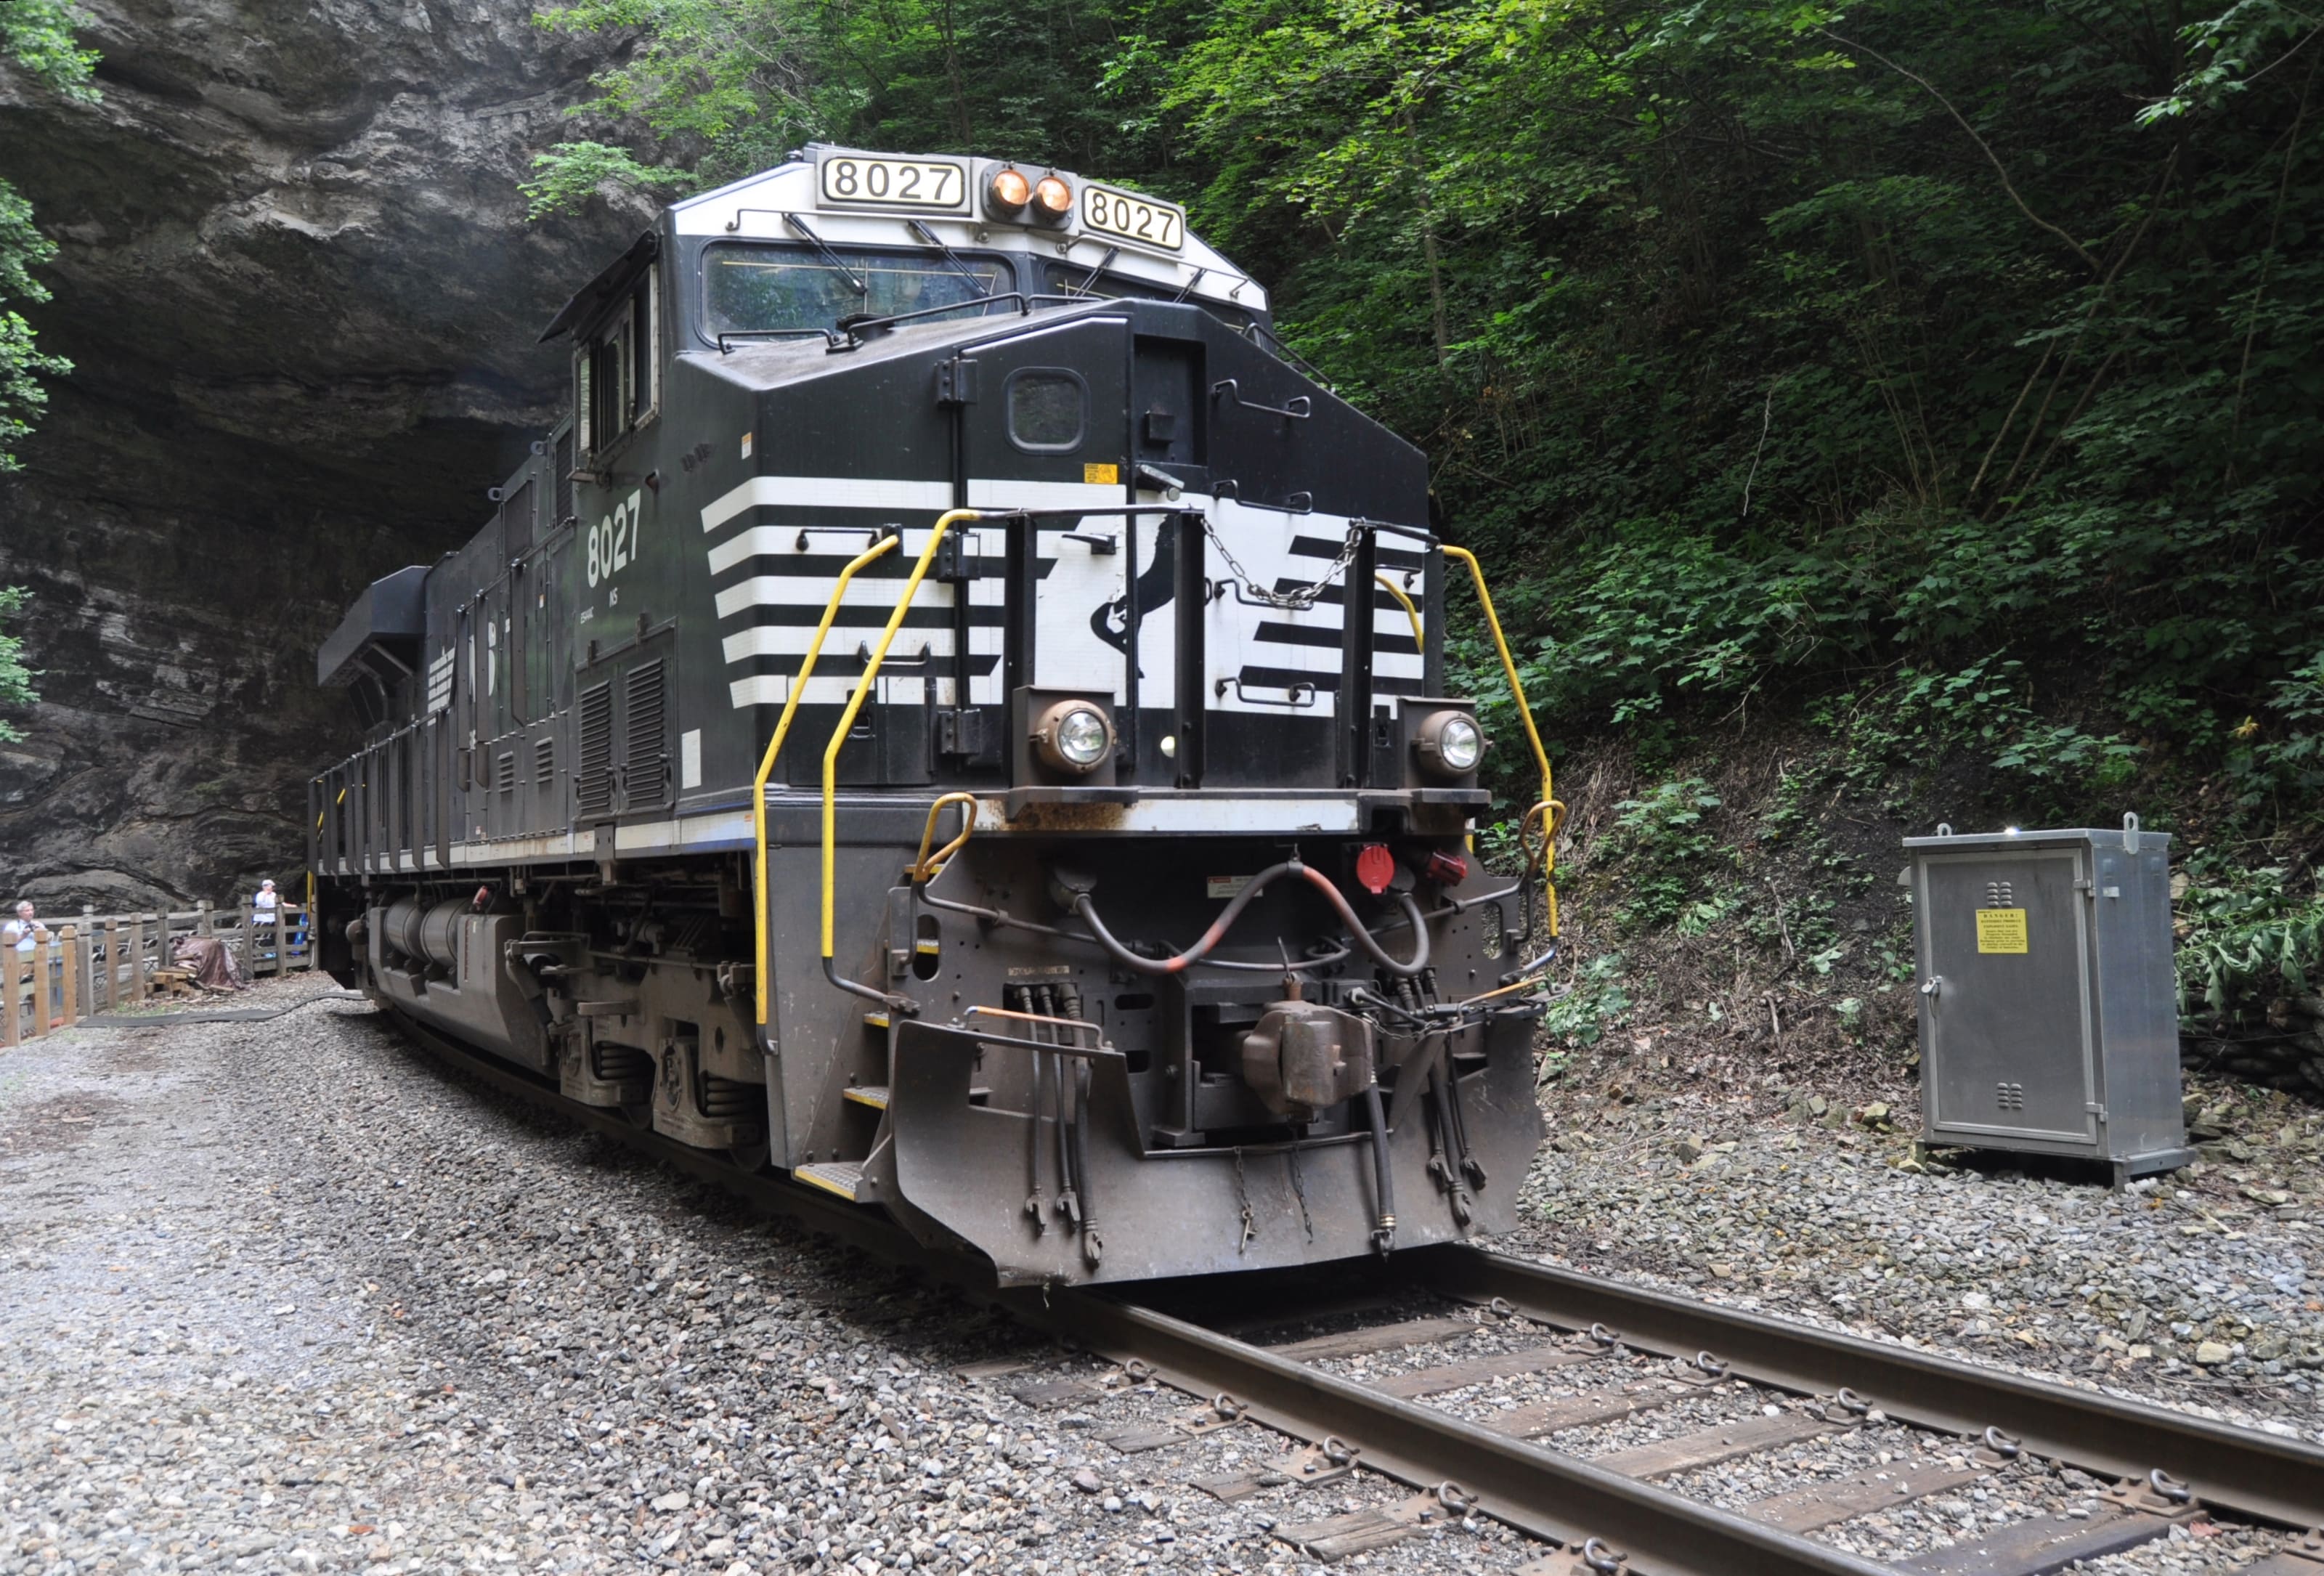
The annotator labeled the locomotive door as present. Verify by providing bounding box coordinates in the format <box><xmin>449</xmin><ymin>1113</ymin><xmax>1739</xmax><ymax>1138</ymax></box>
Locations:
<box><xmin>955</xmin><ymin>317</ymin><xmax>1147</xmax><ymax>771</ymax></box>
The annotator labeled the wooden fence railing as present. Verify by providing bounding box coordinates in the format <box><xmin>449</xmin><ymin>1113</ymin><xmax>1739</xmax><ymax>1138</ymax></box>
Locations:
<box><xmin>4</xmin><ymin>901</ymin><xmax>317</xmax><ymax>1047</ymax></box>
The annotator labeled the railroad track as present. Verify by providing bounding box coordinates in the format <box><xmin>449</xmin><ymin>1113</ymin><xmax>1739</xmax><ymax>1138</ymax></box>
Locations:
<box><xmin>381</xmin><ymin>1008</ymin><xmax>2324</xmax><ymax>1576</ymax></box>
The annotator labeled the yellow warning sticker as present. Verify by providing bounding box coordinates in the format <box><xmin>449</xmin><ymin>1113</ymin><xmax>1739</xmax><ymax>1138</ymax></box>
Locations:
<box><xmin>1084</xmin><ymin>462</ymin><xmax>1120</xmax><ymax>485</ymax></box>
<box><xmin>1976</xmin><ymin>908</ymin><xmax>2029</xmax><ymax>954</ymax></box>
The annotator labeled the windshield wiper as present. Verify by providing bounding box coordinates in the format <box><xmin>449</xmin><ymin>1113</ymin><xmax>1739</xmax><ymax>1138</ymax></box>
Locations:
<box><xmin>781</xmin><ymin>214</ymin><xmax>868</xmax><ymax>296</ymax></box>
<box><xmin>1055</xmin><ymin>245</ymin><xmax>1123</xmax><ymax>297</ymax></box>
<box><xmin>905</xmin><ymin>219</ymin><xmax>995</xmax><ymax>297</ymax></box>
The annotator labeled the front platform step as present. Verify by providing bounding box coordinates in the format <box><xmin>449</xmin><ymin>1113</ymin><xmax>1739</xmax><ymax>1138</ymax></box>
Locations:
<box><xmin>795</xmin><ymin>1161</ymin><xmax>872</xmax><ymax>1202</ymax></box>
<box><xmin>842</xmin><ymin>1083</ymin><xmax>994</xmax><ymax>1110</ymax></box>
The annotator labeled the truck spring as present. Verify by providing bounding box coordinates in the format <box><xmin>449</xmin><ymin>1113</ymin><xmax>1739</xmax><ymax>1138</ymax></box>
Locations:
<box><xmin>591</xmin><ymin>1041</ymin><xmax>651</xmax><ymax>1082</ymax></box>
<box><xmin>696</xmin><ymin>1071</ymin><xmax>756</xmax><ymax>1118</ymax></box>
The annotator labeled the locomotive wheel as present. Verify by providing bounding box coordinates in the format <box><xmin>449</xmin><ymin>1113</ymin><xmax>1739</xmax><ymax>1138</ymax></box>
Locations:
<box><xmin>726</xmin><ymin>1140</ymin><xmax>773</xmax><ymax>1175</ymax></box>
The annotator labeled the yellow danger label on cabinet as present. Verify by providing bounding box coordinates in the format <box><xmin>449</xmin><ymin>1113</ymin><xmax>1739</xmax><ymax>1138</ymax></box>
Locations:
<box><xmin>1084</xmin><ymin>462</ymin><xmax>1120</xmax><ymax>485</ymax></box>
<box><xmin>1976</xmin><ymin>907</ymin><xmax>2029</xmax><ymax>954</ymax></box>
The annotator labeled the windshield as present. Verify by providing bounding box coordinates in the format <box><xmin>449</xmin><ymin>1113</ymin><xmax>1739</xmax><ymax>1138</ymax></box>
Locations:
<box><xmin>1044</xmin><ymin>261</ymin><xmax>1250</xmax><ymax>332</ymax></box>
<box><xmin>704</xmin><ymin>243</ymin><xmax>1012</xmax><ymax>336</ymax></box>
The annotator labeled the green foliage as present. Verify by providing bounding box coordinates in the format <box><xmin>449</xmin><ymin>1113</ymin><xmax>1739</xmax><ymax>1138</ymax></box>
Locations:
<box><xmin>0</xmin><ymin>585</ymin><xmax>39</xmax><ymax>743</ymax></box>
<box><xmin>0</xmin><ymin>0</ymin><xmax>99</xmax><ymax>98</ymax></box>
<box><xmin>0</xmin><ymin>0</ymin><xmax>94</xmax><ymax>471</ymax></box>
<box><xmin>524</xmin><ymin>141</ymin><xmax>689</xmax><ymax>219</ymax></box>
<box><xmin>1806</xmin><ymin>654</ymin><xmax>2143</xmax><ymax>822</ymax></box>
<box><xmin>1601</xmin><ymin>779</ymin><xmax>1726</xmax><ymax>932</ymax></box>
<box><xmin>526</xmin><ymin>0</ymin><xmax>1189</xmax><ymax>214</ymax></box>
<box><xmin>1543</xmin><ymin>951</ymin><xmax>1633</xmax><ymax>1052</ymax></box>
<box><xmin>2174</xmin><ymin>857</ymin><xmax>2324</xmax><ymax>1025</ymax></box>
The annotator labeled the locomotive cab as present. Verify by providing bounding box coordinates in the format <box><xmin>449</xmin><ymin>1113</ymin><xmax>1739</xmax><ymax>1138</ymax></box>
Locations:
<box><xmin>312</xmin><ymin>146</ymin><xmax>1554</xmax><ymax>1286</ymax></box>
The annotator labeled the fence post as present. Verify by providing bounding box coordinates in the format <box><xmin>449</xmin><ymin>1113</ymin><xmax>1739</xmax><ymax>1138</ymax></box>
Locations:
<box><xmin>237</xmin><ymin>909</ymin><xmax>255</xmax><ymax>984</ymax></box>
<box><xmin>79</xmin><ymin>906</ymin><xmax>96</xmax><ymax>1014</ymax></box>
<box><xmin>2</xmin><ymin>946</ymin><xmax>20</xmax><ymax>1049</ymax></box>
<box><xmin>131</xmin><ymin>914</ymin><xmax>149</xmax><ymax>1004</ymax></box>
<box><xmin>104</xmin><ymin>918</ymin><xmax>120</xmax><ymax>1010</ymax></box>
<box><xmin>59</xmin><ymin>926</ymin><xmax>78</xmax><ymax>1027</ymax></box>
<box><xmin>28</xmin><ymin>937</ymin><xmax>49</xmax><ymax>1038</ymax></box>
<box><xmin>198</xmin><ymin>900</ymin><xmax>213</xmax><ymax>940</ymax></box>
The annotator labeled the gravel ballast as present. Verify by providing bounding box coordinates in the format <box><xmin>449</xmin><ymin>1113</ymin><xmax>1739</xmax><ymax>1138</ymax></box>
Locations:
<box><xmin>1507</xmin><ymin>1060</ymin><xmax>2323</xmax><ymax>1440</ymax></box>
<box><xmin>4</xmin><ymin>985</ymin><xmax>2317</xmax><ymax>1574</ymax></box>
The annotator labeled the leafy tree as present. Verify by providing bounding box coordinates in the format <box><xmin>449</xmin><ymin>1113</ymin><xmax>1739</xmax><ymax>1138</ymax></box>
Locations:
<box><xmin>0</xmin><ymin>0</ymin><xmax>97</xmax><ymax>471</ymax></box>
<box><xmin>0</xmin><ymin>585</ymin><xmax>37</xmax><ymax>742</ymax></box>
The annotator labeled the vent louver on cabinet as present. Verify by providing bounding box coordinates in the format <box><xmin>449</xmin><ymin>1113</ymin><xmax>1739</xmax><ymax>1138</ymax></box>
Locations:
<box><xmin>535</xmin><ymin>735</ymin><xmax>555</xmax><ymax>787</ymax></box>
<box><xmin>624</xmin><ymin>659</ymin><xmax>668</xmax><ymax>810</ymax></box>
<box><xmin>496</xmin><ymin>751</ymin><xmax>517</xmax><ymax>796</ymax></box>
<box><xmin>553</xmin><ymin>430</ymin><xmax>574</xmax><ymax>524</ymax></box>
<box><xmin>576</xmin><ymin>681</ymin><xmax>615</xmax><ymax>818</ymax></box>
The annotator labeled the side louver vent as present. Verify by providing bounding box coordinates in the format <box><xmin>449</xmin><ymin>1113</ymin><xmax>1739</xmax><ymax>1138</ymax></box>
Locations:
<box><xmin>624</xmin><ymin>659</ymin><xmax>667</xmax><ymax>809</ymax></box>
<box><xmin>553</xmin><ymin>430</ymin><xmax>574</xmax><ymax>524</ymax></box>
<box><xmin>496</xmin><ymin>751</ymin><xmax>517</xmax><ymax>796</ymax></box>
<box><xmin>535</xmin><ymin>735</ymin><xmax>555</xmax><ymax>787</ymax></box>
<box><xmin>576</xmin><ymin>681</ymin><xmax>615</xmax><ymax>818</ymax></box>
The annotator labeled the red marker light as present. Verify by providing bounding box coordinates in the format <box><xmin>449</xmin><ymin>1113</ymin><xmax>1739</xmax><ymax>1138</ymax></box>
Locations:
<box><xmin>1426</xmin><ymin>849</ymin><xmax>1468</xmax><ymax>885</ymax></box>
<box><xmin>1355</xmin><ymin>844</ymin><xmax>1394</xmax><ymax>895</ymax></box>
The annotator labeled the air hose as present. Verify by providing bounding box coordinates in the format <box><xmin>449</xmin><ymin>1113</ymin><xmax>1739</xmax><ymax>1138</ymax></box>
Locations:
<box><xmin>1070</xmin><ymin>861</ymin><xmax>1430</xmax><ymax>978</ymax></box>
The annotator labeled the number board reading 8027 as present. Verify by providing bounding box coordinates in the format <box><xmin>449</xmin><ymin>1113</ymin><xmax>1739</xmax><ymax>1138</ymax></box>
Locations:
<box><xmin>816</xmin><ymin>155</ymin><xmax>970</xmax><ymax>211</ymax></box>
<box><xmin>1081</xmin><ymin>184</ymin><xmax>1185</xmax><ymax>251</ymax></box>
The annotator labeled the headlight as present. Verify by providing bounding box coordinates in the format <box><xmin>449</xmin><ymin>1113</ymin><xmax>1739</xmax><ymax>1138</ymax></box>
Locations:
<box><xmin>1031</xmin><ymin>699</ymin><xmax>1115</xmax><ymax>775</ymax></box>
<box><xmin>986</xmin><ymin>166</ymin><xmax>1031</xmax><ymax>217</ymax></box>
<box><xmin>1437</xmin><ymin>714</ymin><xmax>1483</xmax><ymax>771</ymax></box>
<box><xmin>1415</xmin><ymin>710</ymin><xmax>1483</xmax><ymax>778</ymax></box>
<box><xmin>1033</xmin><ymin>174</ymin><xmax>1074</xmax><ymax>221</ymax></box>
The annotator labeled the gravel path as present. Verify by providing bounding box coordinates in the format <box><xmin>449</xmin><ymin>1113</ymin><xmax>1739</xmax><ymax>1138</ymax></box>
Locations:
<box><xmin>4</xmin><ymin>988</ymin><xmax>2316</xmax><ymax>1575</ymax></box>
<box><xmin>0</xmin><ymin>986</ymin><xmax>1527</xmax><ymax>1575</ymax></box>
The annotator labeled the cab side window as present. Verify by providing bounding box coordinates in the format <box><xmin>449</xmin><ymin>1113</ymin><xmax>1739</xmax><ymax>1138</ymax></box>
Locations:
<box><xmin>577</xmin><ymin>267</ymin><xmax>659</xmax><ymax>457</ymax></box>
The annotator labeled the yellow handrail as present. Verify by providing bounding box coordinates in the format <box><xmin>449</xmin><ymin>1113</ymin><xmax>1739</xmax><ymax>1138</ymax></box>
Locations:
<box><xmin>1442</xmin><ymin>545</ymin><xmax>1559</xmax><ymax>936</ymax></box>
<box><xmin>911</xmin><ymin>791</ymin><xmax>980</xmax><ymax>882</ymax></box>
<box><xmin>1373</xmin><ymin>571</ymin><xmax>1423</xmax><ymax>651</ymax></box>
<box><xmin>822</xmin><ymin>511</ymin><xmax>983</xmax><ymax>959</ymax></box>
<box><xmin>751</xmin><ymin>533</ymin><xmax>903</xmax><ymax>1024</ymax></box>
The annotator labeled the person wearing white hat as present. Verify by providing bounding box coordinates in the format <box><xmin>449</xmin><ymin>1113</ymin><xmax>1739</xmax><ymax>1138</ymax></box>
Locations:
<box><xmin>252</xmin><ymin>879</ymin><xmax>279</xmax><ymax>927</ymax></box>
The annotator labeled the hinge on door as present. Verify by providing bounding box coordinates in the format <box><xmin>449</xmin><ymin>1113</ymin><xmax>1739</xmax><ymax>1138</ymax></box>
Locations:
<box><xmin>2074</xmin><ymin>877</ymin><xmax>2095</xmax><ymax>895</ymax></box>
<box><xmin>2086</xmin><ymin>1102</ymin><xmax>2108</xmax><ymax>1122</ymax></box>
<box><xmin>935</xmin><ymin>357</ymin><xmax>980</xmax><ymax>407</ymax></box>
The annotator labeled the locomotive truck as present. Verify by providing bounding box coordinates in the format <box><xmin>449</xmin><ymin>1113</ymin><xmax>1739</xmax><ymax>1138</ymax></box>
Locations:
<box><xmin>312</xmin><ymin>146</ymin><xmax>1561</xmax><ymax>1286</ymax></box>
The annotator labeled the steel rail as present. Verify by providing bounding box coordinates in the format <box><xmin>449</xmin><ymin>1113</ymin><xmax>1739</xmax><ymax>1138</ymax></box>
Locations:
<box><xmin>1418</xmin><ymin>1243</ymin><xmax>2324</xmax><ymax>1532</ymax></box>
<box><xmin>1036</xmin><ymin>1288</ymin><xmax>1897</xmax><ymax>1576</ymax></box>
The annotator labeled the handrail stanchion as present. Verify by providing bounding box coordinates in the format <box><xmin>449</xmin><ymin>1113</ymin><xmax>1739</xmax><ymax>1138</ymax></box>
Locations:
<box><xmin>819</xmin><ymin>510</ymin><xmax>985</xmax><ymax>1005</ymax></box>
<box><xmin>749</xmin><ymin>533</ymin><xmax>904</xmax><ymax>1032</ymax></box>
<box><xmin>1441</xmin><ymin>545</ymin><xmax>1559</xmax><ymax>936</ymax></box>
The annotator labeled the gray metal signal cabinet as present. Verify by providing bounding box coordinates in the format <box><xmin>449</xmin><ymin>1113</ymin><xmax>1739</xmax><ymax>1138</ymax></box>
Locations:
<box><xmin>1905</xmin><ymin>818</ymin><xmax>2194</xmax><ymax>1183</ymax></box>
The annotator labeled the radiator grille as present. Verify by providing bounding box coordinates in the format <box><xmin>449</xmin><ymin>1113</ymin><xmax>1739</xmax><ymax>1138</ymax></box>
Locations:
<box><xmin>575</xmin><ymin>681</ymin><xmax>615</xmax><ymax>818</ymax></box>
<box><xmin>624</xmin><ymin>659</ymin><xmax>667</xmax><ymax>808</ymax></box>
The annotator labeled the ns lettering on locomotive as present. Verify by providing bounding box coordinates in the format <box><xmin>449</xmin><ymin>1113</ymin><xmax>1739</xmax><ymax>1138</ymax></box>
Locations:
<box><xmin>309</xmin><ymin>146</ymin><xmax>1564</xmax><ymax>1286</ymax></box>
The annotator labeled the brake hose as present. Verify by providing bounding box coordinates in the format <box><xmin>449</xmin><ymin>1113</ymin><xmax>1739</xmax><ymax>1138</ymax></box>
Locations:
<box><xmin>1072</xmin><ymin>861</ymin><xmax>1430</xmax><ymax>978</ymax></box>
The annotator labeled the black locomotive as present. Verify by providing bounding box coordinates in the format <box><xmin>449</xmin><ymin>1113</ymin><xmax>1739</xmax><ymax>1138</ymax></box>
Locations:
<box><xmin>312</xmin><ymin>146</ymin><xmax>1560</xmax><ymax>1285</ymax></box>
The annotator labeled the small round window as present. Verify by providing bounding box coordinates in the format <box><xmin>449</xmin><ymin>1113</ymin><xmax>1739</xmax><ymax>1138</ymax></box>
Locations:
<box><xmin>1007</xmin><ymin>367</ymin><xmax>1087</xmax><ymax>452</ymax></box>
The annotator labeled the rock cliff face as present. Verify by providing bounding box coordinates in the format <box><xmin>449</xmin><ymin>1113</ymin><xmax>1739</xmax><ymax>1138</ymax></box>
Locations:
<box><xmin>0</xmin><ymin>0</ymin><xmax>644</xmax><ymax>910</ymax></box>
